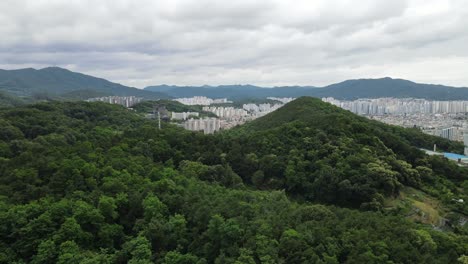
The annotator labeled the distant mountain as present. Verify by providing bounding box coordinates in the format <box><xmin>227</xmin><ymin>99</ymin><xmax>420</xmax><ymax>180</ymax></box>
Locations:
<box><xmin>315</xmin><ymin>77</ymin><xmax>468</xmax><ymax>100</ymax></box>
<box><xmin>0</xmin><ymin>67</ymin><xmax>169</xmax><ymax>100</ymax></box>
<box><xmin>145</xmin><ymin>78</ymin><xmax>468</xmax><ymax>100</ymax></box>
<box><xmin>145</xmin><ymin>84</ymin><xmax>317</xmax><ymax>100</ymax></box>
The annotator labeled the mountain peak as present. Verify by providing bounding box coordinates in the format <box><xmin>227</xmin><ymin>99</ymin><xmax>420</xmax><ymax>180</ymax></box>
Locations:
<box><xmin>39</xmin><ymin>66</ymin><xmax>72</xmax><ymax>72</ymax></box>
<box><xmin>0</xmin><ymin>67</ymin><xmax>170</xmax><ymax>99</ymax></box>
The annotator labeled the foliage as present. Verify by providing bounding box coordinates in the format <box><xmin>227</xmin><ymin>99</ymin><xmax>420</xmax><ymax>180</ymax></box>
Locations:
<box><xmin>0</xmin><ymin>91</ymin><xmax>28</xmax><ymax>108</ymax></box>
<box><xmin>0</xmin><ymin>99</ymin><xmax>467</xmax><ymax>263</ymax></box>
<box><xmin>221</xmin><ymin>97</ymin><xmax>467</xmax><ymax>210</ymax></box>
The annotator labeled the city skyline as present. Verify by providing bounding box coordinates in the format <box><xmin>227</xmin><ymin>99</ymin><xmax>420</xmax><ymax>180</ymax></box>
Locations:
<box><xmin>323</xmin><ymin>97</ymin><xmax>468</xmax><ymax>115</ymax></box>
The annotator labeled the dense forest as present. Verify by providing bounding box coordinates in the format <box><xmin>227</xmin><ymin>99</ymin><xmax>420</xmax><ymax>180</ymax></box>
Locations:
<box><xmin>0</xmin><ymin>92</ymin><xmax>28</xmax><ymax>108</ymax></box>
<box><xmin>0</xmin><ymin>98</ymin><xmax>467</xmax><ymax>263</ymax></box>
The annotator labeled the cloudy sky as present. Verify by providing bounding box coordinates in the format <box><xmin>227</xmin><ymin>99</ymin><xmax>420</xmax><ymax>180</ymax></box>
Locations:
<box><xmin>1</xmin><ymin>0</ymin><xmax>468</xmax><ymax>88</ymax></box>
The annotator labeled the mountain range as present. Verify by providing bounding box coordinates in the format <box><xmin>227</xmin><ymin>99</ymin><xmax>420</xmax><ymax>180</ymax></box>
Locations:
<box><xmin>0</xmin><ymin>67</ymin><xmax>169</xmax><ymax>100</ymax></box>
<box><xmin>146</xmin><ymin>78</ymin><xmax>468</xmax><ymax>100</ymax></box>
<box><xmin>1</xmin><ymin>67</ymin><xmax>468</xmax><ymax>103</ymax></box>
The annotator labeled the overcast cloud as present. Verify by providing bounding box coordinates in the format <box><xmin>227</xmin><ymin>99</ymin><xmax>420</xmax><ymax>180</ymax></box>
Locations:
<box><xmin>1</xmin><ymin>0</ymin><xmax>468</xmax><ymax>87</ymax></box>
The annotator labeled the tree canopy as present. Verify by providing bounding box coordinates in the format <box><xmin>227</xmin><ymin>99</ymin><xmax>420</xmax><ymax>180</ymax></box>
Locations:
<box><xmin>0</xmin><ymin>98</ymin><xmax>466</xmax><ymax>263</ymax></box>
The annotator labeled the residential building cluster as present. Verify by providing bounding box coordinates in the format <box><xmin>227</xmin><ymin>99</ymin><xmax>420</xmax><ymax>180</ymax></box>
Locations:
<box><xmin>172</xmin><ymin>97</ymin><xmax>294</xmax><ymax>134</ymax></box>
<box><xmin>465</xmin><ymin>132</ymin><xmax>468</xmax><ymax>156</ymax></box>
<box><xmin>242</xmin><ymin>103</ymin><xmax>283</xmax><ymax>117</ymax></box>
<box><xmin>171</xmin><ymin>112</ymin><xmax>199</xmax><ymax>120</ymax></box>
<box><xmin>86</xmin><ymin>96</ymin><xmax>143</xmax><ymax>107</ymax></box>
<box><xmin>267</xmin><ymin>97</ymin><xmax>296</xmax><ymax>104</ymax></box>
<box><xmin>423</xmin><ymin>126</ymin><xmax>465</xmax><ymax>142</ymax></box>
<box><xmin>183</xmin><ymin>118</ymin><xmax>221</xmax><ymax>134</ymax></box>
<box><xmin>322</xmin><ymin>97</ymin><xmax>468</xmax><ymax>115</ymax></box>
<box><xmin>322</xmin><ymin>97</ymin><xmax>468</xmax><ymax>143</ymax></box>
<box><xmin>174</xmin><ymin>96</ymin><xmax>232</xmax><ymax>105</ymax></box>
<box><xmin>369</xmin><ymin>113</ymin><xmax>467</xmax><ymax>142</ymax></box>
<box><xmin>202</xmin><ymin>106</ymin><xmax>248</xmax><ymax>119</ymax></box>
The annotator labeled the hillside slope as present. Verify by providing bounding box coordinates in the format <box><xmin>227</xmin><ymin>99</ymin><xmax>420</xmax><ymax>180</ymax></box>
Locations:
<box><xmin>239</xmin><ymin>97</ymin><xmax>463</xmax><ymax>153</ymax></box>
<box><xmin>0</xmin><ymin>67</ymin><xmax>169</xmax><ymax>100</ymax></box>
<box><xmin>220</xmin><ymin>97</ymin><xmax>467</xmax><ymax>211</ymax></box>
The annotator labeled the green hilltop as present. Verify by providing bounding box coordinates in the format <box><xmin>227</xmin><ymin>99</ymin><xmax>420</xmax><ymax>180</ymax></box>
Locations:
<box><xmin>222</xmin><ymin>97</ymin><xmax>466</xmax><ymax>207</ymax></box>
<box><xmin>238</xmin><ymin>97</ymin><xmax>463</xmax><ymax>152</ymax></box>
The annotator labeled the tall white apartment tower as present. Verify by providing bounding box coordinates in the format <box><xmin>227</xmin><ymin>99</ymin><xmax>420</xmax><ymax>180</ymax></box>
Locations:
<box><xmin>464</xmin><ymin>130</ymin><xmax>468</xmax><ymax>156</ymax></box>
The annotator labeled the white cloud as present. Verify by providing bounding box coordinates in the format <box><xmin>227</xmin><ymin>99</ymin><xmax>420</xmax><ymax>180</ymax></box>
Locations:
<box><xmin>1</xmin><ymin>0</ymin><xmax>468</xmax><ymax>87</ymax></box>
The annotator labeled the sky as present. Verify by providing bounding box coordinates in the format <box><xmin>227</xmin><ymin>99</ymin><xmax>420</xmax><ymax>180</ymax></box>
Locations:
<box><xmin>1</xmin><ymin>0</ymin><xmax>468</xmax><ymax>88</ymax></box>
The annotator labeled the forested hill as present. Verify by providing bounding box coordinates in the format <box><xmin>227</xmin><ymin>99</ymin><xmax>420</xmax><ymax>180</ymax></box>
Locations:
<box><xmin>238</xmin><ymin>97</ymin><xmax>463</xmax><ymax>153</ymax></box>
<box><xmin>0</xmin><ymin>100</ymin><xmax>467</xmax><ymax>263</ymax></box>
<box><xmin>222</xmin><ymin>97</ymin><xmax>467</xmax><ymax>207</ymax></box>
<box><xmin>145</xmin><ymin>78</ymin><xmax>468</xmax><ymax>100</ymax></box>
<box><xmin>0</xmin><ymin>67</ymin><xmax>169</xmax><ymax>100</ymax></box>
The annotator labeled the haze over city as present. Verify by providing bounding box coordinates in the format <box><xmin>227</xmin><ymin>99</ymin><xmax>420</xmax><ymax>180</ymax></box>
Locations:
<box><xmin>2</xmin><ymin>0</ymin><xmax>468</xmax><ymax>87</ymax></box>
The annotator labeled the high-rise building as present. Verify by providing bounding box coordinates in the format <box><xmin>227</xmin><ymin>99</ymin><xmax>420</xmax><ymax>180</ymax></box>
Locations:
<box><xmin>440</xmin><ymin>127</ymin><xmax>457</xmax><ymax>141</ymax></box>
<box><xmin>322</xmin><ymin>97</ymin><xmax>468</xmax><ymax>115</ymax></box>
<box><xmin>464</xmin><ymin>130</ymin><xmax>468</xmax><ymax>156</ymax></box>
<box><xmin>202</xmin><ymin>106</ymin><xmax>248</xmax><ymax>118</ymax></box>
<box><xmin>86</xmin><ymin>96</ymin><xmax>143</xmax><ymax>107</ymax></box>
<box><xmin>174</xmin><ymin>96</ymin><xmax>232</xmax><ymax>106</ymax></box>
<box><xmin>183</xmin><ymin>118</ymin><xmax>221</xmax><ymax>134</ymax></box>
<box><xmin>171</xmin><ymin>112</ymin><xmax>199</xmax><ymax>120</ymax></box>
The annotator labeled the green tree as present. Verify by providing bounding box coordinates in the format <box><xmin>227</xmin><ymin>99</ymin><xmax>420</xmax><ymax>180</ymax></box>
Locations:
<box><xmin>125</xmin><ymin>235</ymin><xmax>153</xmax><ymax>264</ymax></box>
<box><xmin>143</xmin><ymin>194</ymin><xmax>167</xmax><ymax>222</ymax></box>
<box><xmin>57</xmin><ymin>241</ymin><xmax>84</xmax><ymax>264</ymax></box>
<box><xmin>31</xmin><ymin>239</ymin><xmax>57</xmax><ymax>264</ymax></box>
